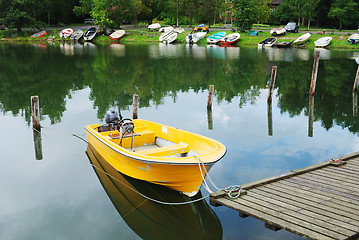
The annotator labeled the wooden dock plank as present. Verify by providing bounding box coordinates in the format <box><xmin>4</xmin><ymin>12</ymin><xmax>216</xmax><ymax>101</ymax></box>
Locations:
<box><xmin>212</xmin><ymin>197</ymin><xmax>337</xmax><ymax>240</ymax></box>
<box><xmin>262</xmin><ymin>182</ymin><xmax>359</xmax><ymax>220</ymax></box>
<box><xmin>278</xmin><ymin>180</ymin><xmax>359</xmax><ymax>212</ymax></box>
<box><xmin>244</xmin><ymin>191</ymin><xmax>357</xmax><ymax>237</ymax></box>
<box><xmin>312</xmin><ymin>169</ymin><xmax>359</xmax><ymax>185</ymax></box>
<box><xmin>210</xmin><ymin>154</ymin><xmax>359</xmax><ymax>240</ymax></box>
<box><xmin>251</xmin><ymin>188</ymin><xmax>359</xmax><ymax>232</ymax></box>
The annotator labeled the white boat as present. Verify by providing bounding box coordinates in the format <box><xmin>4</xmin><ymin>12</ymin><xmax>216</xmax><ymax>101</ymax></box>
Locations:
<box><xmin>84</xmin><ymin>27</ymin><xmax>97</xmax><ymax>41</ymax></box>
<box><xmin>159</xmin><ymin>31</ymin><xmax>178</xmax><ymax>44</ymax></box>
<box><xmin>186</xmin><ymin>32</ymin><xmax>207</xmax><ymax>44</ymax></box>
<box><xmin>293</xmin><ymin>33</ymin><xmax>311</xmax><ymax>44</ymax></box>
<box><xmin>270</xmin><ymin>26</ymin><xmax>286</xmax><ymax>35</ymax></box>
<box><xmin>70</xmin><ymin>30</ymin><xmax>83</xmax><ymax>41</ymax></box>
<box><xmin>174</xmin><ymin>27</ymin><xmax>184</xmax><ymax>33</ymax></box>
<box><xmin>258</xmin><ymin>37</ymin><xmax>277</xmax><ymax>47</ymax></box>
<box><xmin>159</xmin><ymin>26</ymin><xmax>174</xmax><ymax>33</ymax></box>
<box><xmin>148</xmin><ymin>23</ymin><xmax>161</xmax><ymax>31</ymax></box>
<box><xmin>59</xmin><ymin>28</ymin><xmax>73</xmax><ymax>38</ymax></box>
<box><xmin>314</xmin><ymin>37</ymin><xmax>332</xmax><ymax>47</ymax></box>
<box><xmin>109</xmin><ymin>30</ymin><xmax>125</xmax><ymax>41</ymax></box>
<box><xmin>348</xmin><ymin>33</ymin><xmax>359</xmax><ymax>44</ymax></box>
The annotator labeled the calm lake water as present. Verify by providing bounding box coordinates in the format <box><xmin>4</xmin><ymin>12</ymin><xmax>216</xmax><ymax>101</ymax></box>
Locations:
<box><xmin>1</xmin><ymin>42</ymin><xmax>359</xmax><ymax>240</ymax></box>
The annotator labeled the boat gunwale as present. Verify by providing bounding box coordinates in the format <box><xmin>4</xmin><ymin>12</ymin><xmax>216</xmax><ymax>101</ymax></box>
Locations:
<box><xmin>85</xmin><ymin>122</ymin><xmax>226</xmax><ymax>165</ymax></box>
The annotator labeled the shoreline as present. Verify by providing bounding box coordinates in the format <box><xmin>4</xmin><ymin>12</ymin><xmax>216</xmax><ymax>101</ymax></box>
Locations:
<box><xmin>1</xmin><ymin>27</ymin><xmax>359</xmax><ymax>50</ymax></box>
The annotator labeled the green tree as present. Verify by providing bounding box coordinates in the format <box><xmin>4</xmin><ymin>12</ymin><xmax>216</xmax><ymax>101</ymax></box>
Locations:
<box><xmin>302</xmin><ymin>0</ymin><xmax>319</xmax><ymax>29</ymax></box>
<box><xmin>231</xmin><ymin>0</ymin><xmax>255</xmax><ymax>31</ymax></box>
<box><xmin>253</xmin><ymin>0</ymin><xmax>270</xmax><ymax>29</ymax></box>
<box><xmin>328</xmin><ymin>0</ymin><xmax>358</xmax><ymax>30</ymax></box>
<box><xmin>0</xmin><ymin>0</ymin><xmax>34</xmax><ymax>32</ymax></box>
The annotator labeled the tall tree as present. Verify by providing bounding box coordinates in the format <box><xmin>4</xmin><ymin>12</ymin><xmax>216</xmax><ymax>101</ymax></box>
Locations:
<box><xmin>302</xmin><ymin>0</ymin><xmax>320</xmax><ymax>29</ymax></box>
<box><xmin>328</xmin><ymin>0</ymin><xmax>358</xmax><ymax>30</ymax></box>
<box><xmin>231</xmin><ymin>0</ymin><xmax>256</xmax><ymax>31</ymax></box>
<box><xmin>0</xmin><ymin>0</ymin><xmax>34</xmax><ymax>32</ymax></box>
<box><xmin>253</xmin><ymin>0</ymin><xmax>270</xmax><ymax>29</ymax></box>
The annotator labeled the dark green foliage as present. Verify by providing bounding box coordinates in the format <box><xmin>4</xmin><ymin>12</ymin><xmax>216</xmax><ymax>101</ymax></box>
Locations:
<box><xmin>231</xmin><ymin>0</ymin><xmax>256</xmax><ymax>31</ymax></box>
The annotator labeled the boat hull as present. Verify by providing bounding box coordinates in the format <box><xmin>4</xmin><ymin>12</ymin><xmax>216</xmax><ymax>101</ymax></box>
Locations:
<box><xmin>85</xmin><ymin>119</ymin><xmax>226</xmax><ymax>196</ymax></box>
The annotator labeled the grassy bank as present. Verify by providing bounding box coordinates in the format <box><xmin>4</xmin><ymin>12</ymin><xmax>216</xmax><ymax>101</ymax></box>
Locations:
<box><xmin>1</xmin><ymin>27</ymin><xmax>359</xmax><ymax>50</ymax></box>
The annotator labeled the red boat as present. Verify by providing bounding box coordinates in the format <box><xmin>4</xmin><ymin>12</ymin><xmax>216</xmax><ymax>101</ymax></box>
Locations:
<box><xmin>31</xmin><ymin>30</ymin><xmax>47</xmax><ymax>38</ymax></box>
<box><xmin>220</xmin><ymin>33</ymin><xmax>240</xmax><ymax>45</ymax></box>
<box><xmin>109</xmin><ymin>30</ymin><xmax>126</xmax><ymax>41</ymax></box>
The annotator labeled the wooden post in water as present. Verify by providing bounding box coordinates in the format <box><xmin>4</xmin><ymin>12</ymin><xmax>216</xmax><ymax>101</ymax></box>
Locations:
<box><xmin>207</xmin><ymin>107</ymin><xmax>213</xmax><ymax>130</ymax></box>
<box><xmin>207</xmin><ymin>85</ymin><xmax>214</xmax><ymax>109</ymax></box>
<box><xmin>267</xmin><ymin>101</ymin><xmax>273</xmax><ymax>136</ymax></box>
<box><xmin>267</xmin><ymin>66</ymin><xmax>277</xmax><ymax>103</ymax></box>
<box><xmin>132</xmin><ymin>94</ymin><xmax>138</xmax><ymax>119</ymax></box>
<box><xmin>353</xmin><ymin>92</ymin><xmax>358</xmax><ymax>117</ymax></box>
<box><xmin>353</xmin><ymin>65</ymin><xmax>359</xmax><ymax>91</ymax></box>
<box><xmin>308</xmin><ymin>95</ymin><xmax>314</xmax><ymax>137</ymax></box>
<box><xmin>310</xmin><ymin>51</ymin><xmax>320</xmax><ymax>96</ymax></box>
<box><xmin>31</xmin><ymin>96</ymin><xmax>41</xmax><ymax>131</ymax></box>
<box><xmin>33</xmin><ymin>129</ymin><xmax>43</xmax><ymax>160</ymax></box>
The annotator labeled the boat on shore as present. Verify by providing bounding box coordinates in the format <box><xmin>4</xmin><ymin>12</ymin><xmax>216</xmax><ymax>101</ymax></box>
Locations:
<box><xmin>258</xmin><ymin>37</ymin><xmax>277</xmax><ymax>47</ymax></box>
<box><xmin>159</xmin><ymin>26</ymin><xmax>174</xmax><ymax>33</ymax></box>
<box><xmin>348</xmin><ymin>33</ymin><xmax>359</xmax><ymax>44</ymax></box>
<box><xmin>59</xmin><ymin>28</ymin><xmax>73</xmax><ymax>39</ymax></box>
<box><xmin>85</xmin><ymin>115</ymin><xmax>226</xmax><ymax>197</ymax></box>
<box><xmin>84</xmin><ymin>27</ymin><xmax>97</xmax><ymax>41</ymax></box>
<box><xmin>293</xmin><ymin>33</ymin><xmax>311</xmax><ymax>45</ymax></box>
<box><xmin>274</xmin><ymin>41</ymin><xmax>293</xmax><ymax>48</ymax></box>
<box><xmin>186</xmin><ymin>32</ymin><xmax>207</xmax><ymax>44</ymax></box>
<box><xmin>270</xmin><ymin>26</ymin><xmax>286</xmax><ymax>35</ymax></box>
<box><xmin>220</xmin><ymin>33</ymin><xmax>240</xmax><ymax>45</ymax></box>
<box><xmin>159</xmin><ymin>30</ymin><xmax>177</xmax><ymax>44</ymax></box>
<box><xmin>207</xmin><ymin>32</ymin><xmax>226</xmax><ymax>44</ymax></box>
<box><xmin>70</xmin><ymin>29</ymin><xmax>83</xmax><ymax>41</ymax></box>
<box><xmin>314</xmin><ymin>37</ymin><xmax>332</xmax><ymax>47</ymax></box>
<box><xmin>31</xmin><ymin>30</ymin><xmax>47</xmax><ymax>38</ymax></box>
<box><xmin>109</xmin><ymin>30</ymin><xmax>125</xmax><ymax>41</ymax></box>
<box><xmin>148</xmin><ymin>23</ymin><xmax>161</xmax><ymax>31</ymax></box>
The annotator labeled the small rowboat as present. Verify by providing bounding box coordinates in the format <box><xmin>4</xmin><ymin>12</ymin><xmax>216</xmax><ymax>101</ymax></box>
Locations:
<box><xmin>109</xmin><ymin>30</ymin><xmax>125</xmax><ymax>41</ymax></box>
<box><xmin>293</xmin><ymin>33</ymin><xmax>311</xmax><ymax>44</ymax></box>
<box><xmin>85</xmin><ymin>117</ymin><xmax>226</xmax><ymax>197</ymax></box>
<box><xmin>347</xmin><ymin>33</ymin><xmax>359</xmax><ymax>44</ymax></box>
<box><xmin>258</xmin><ymin>37</ymin><xmax>277</xmax><ymax>47</ymax></box>
<box><xmin>220</xmin><ymin>33</ymin><xmax>240</xmax><ymax>45</ymax></box>
<box><xmin>159</xmin><ymin>31</ymin><xmax>177</xmax><ymax>44</ymax></box>
<box><xmin>59</xmin><ymin>28</ymin><xmax>73</xmax><ymax>38</ymax></box>
<box><xmin>148</xmin><ymin>23</ymin><xmax>161</xmax><ymax>31</ymax></box>
<box><xmin>274</xmin><ymin>41</ymin><xmax>293</xmax><ymax>48</ymax></box>
<box><xmin>70</xmin><ymin>30</ymin><xmax>83</xmax><ymax>41</ymax></box>
<box><xmin>186</xmin><ymin>32</ymin><xmax>207</xmax><ymax>44</ymax></box>
<box><xmin>31</xmin><ymin>30</ymin><xmax>47</xmax><ymax>38</ymax></box>
<box><xmin>207</xmin><ymin>32</ymin><xmax>226</xmax><ymax>44</ymax></box>
<box><xmin>86</xmin><ymin>142</ymin><xmax>223</xmax><ymax>239</ymax></box>
<box><xmin>159</xmin><ymin>26</ymin><xmax>174</xmax><ymax>33</ymax></box>
<box><xmin>84</xmin><ymin>27</ymin><xmax>97</xmax><ymax>41</ymax></box>
<box><xmin>314</xmin><ymin>37</ymin><xmax>332</xmax><ymax>47</ymax></box>
<box><xmin>270</xmin><ymin>26</ymin><xmax>286</xmax><ymax>35</ymax></box>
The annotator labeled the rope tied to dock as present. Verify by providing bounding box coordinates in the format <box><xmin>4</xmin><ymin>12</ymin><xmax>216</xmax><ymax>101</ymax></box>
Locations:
<box><xmin>195</xmin><ymin>156</ymin><xmax>241</xmax><ymax>199</ymax></box>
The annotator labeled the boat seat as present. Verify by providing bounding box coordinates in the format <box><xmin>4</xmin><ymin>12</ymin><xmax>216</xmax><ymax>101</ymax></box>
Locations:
<box><xmin>136</xmin><ymin>142</ymin><xmax>189</xmax><ymax>157</ymax></box>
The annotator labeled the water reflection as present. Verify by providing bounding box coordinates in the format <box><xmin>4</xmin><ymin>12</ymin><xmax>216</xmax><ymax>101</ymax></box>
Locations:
<box><xmin>86</xmin><ymin>143</ymin><xmax>222</xmax><ymax>240</ymax></box>
<box><xmin>109</xmin><ymin>43</ymin><xmax>126</xmax><ymax>57</ymax></box>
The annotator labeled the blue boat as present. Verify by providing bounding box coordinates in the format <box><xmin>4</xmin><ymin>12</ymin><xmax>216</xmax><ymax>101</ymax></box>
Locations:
<box><xmin>207</xmin><ymin>32</ymin><xmax>226</xmax><ymax>44</ymax></box>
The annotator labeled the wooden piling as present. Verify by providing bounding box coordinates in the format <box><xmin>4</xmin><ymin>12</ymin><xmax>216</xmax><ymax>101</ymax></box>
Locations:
<box><xmin>31</xmin><ymin>96</ymin><xmax>41</xmax><ymax>131</ymax></box>
<box><xmin>267</xmin><ymin>66</ymin><xmax>277</xmax><ymax>103</ymax></box>
<box><xmin>207</xmin><ymin>107</ymin><xmax>213</xmax><ymax>130</ymax></box>
<box><xmin>353</xmin><ymin>65</ymin><xmax>359</xmax><ymax>91</ymax></box>
<box><xmin>267</xmin><ymin>101</ymin><xmax>273</xmax><ymax>136</ymax></box>
<box><xmin>310</xmin><ymin>51</ymin><xmax>320</xmax><ymax>96</ymax></box>
<box><xmin>132</xmin><ymin>94</ymin><xmax>138</xmax><ymax>119</ymax></box>
<box><xmin>207</xmin><ymin>85</ymin><xmax>214</xmax><ymax>109</ymax></box>
<box><xmin>353</xmin><ymin>92</ymin><xmax>358</xmax><ymax>117</ymax></box>
<box><xmin>33</xmin><ymin>129</ymin><xmax>43</xmax><ymax>160</ymax></box>
<box><xmin>308</xmin><ymin>95</ymin><xmax>314</xmax><ymax>137</ymax></box>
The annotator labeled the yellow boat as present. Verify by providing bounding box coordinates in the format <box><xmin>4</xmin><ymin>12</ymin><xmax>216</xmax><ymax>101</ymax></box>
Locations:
<box><xmin>85</xmin><ymin>117</ymin><xmax>226</xmax><ymax>197</ymax></box>
<box><xmin>86</xmin><ymin>142</ymin><xmax>223</xmax><ymax>239</ymax></box>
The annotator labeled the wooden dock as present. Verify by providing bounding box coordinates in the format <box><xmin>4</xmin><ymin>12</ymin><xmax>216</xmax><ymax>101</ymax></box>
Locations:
<box><xmin>210</xmin><ymin>152</ymin><xmax>359</xmax><ymax>240</ymax></box>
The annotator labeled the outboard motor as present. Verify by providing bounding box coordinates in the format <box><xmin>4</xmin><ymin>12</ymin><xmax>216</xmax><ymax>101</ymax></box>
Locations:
<box><xmin>105</xmin><ymin>110</ymin><xmax>119</xmax><ymax>124</ymax></box>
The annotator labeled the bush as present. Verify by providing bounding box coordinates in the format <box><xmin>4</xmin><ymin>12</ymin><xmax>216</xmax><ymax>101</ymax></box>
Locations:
<box><xmin>163</xmin><ymin>18</ymin><xmax>173</xmax><ymax>25</ymax></box>
<box><xmin>179</xmin><ymin>17</ymin><xmax>190</xmax><ymax>25</ymax></box>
